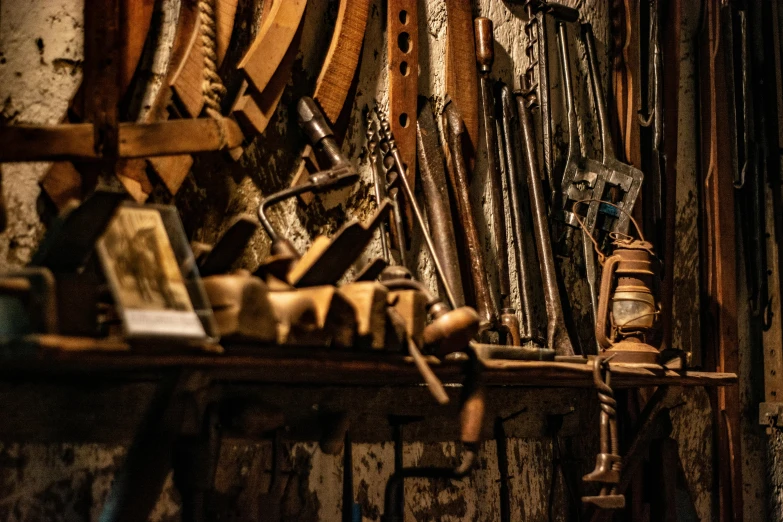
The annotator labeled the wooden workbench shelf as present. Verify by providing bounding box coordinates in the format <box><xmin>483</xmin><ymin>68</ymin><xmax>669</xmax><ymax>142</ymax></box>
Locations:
<box><xmin>0</xmin><ymin>334</ymin><xmax>737</xmax><ymax>389</ymax></box>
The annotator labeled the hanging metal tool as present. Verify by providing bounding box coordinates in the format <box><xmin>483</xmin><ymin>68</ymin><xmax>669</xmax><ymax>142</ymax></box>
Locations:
<box><xmin>417</xmin><ymin>97</ymin><xmax>466</xmax><ymax>307</ymax></box>
<box><xmin>377</xmin><ymin>110</ymin><xmax>459</xmax><ymax>311</ymax></box>
<box><xmin>639</xmin><ymin>0</ymin><xmax>665</xmax><ymax>249</ymax></box>
<box><xmin>510</xmin><ymin>82</ymin><xmax>575</xmax><ymax>356</ymax></box>
<box><xmin>555</xmin><ymin>21</ymin><xmax>644</xmax><ymax>331</ymax></box>
<box><xmin>443</xmin><ymin>99</ymin><xmax>498</xmax><ymax>332</ymax></box>
<box><xmin>475</xmin><ymin>18</ymin><xmax>511</xmax><ymax>325</ymax></box>
<box><xmin>730</xmin><ymin>3</ymin><xmax>768</xmax><ymax>320</ymax></box>
<box><xmin>515</xmin><ymin>1</ymin><xmax>580</xmax><ymax>205</ymax></box>
<box><xmin>257</xmin><ymin>97</ymin><xmax>358</xmax><ymax>273</ymax></box>
<box><xmin>366</xmin><ymin>109</ymin><xmax>391</xmax><ymax>263</ymax></box>
<box><xmin>582</xmin><ymin>357</ymin><xmax>625</xmax><ymax>510</ymax></box>
<box><xmin>496</xmin><ymin>83</ymin><xmax>540</xmax><ymax>346</ymax></box>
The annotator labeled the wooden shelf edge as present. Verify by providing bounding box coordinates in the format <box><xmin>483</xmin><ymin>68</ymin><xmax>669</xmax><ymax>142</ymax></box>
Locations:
<box><xmin>0</xmin><ymin>335</ymin><xmax>738</xmax><ymax>389</ymax></box>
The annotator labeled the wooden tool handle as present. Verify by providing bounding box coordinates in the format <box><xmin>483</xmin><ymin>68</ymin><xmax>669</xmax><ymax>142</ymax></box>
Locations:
<box><xmin>416</xmin><ymin>98</ymin><xmax>466</xmax><ymax>307</ymax></box>
<box><xmin>443</xmin><ymin>101</ymin><xmax>497</xmax><ymax>331</ymax></box>
<box><xmin>474</xmin><ymin>17</ymin><xmax>494</xmax><ymax>72</ymax></box>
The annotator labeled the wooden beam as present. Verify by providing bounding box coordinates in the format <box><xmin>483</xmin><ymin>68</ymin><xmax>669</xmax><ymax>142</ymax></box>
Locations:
<box><xmin>387</xmin><ymin>0</ymin><xmax>418</xmax><ymax>239</ymax></box>
<box><xmin>0</xmin><ymin>118</ymin><xmax>244</xmax><ymax>162</ymax></box>
<box><xmin>763</xmin><ymin>0</ymin><xmax>783</xmax><ymax>407</ymax></box>
<box><xmin>698</xmin><ymin>3</ymin><xmax>743</xmax><ymax>520</ymax></box>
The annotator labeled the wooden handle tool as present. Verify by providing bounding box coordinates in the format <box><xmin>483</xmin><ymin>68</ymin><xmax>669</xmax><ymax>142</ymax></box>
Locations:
<box><xmin>474</xmin><ymin>17</ymin><xmax>510</xmax><ymax>308</ymax></box>
<box><xmin>443</xmin><ymin>99</ymin><xmax>497</xmax><ymax>332</ymax></box>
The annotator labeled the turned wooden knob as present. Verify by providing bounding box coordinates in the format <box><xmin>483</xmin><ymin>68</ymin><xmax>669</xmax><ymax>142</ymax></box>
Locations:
<box><xmin>423</xmin><ymin>306</ymin><xmax>480</xmax><ymax>356</ymax></box>
<box><xmin>474</xmin><ymin>17</ymin><xmax>494</xmax><ymax>73</ymax></box>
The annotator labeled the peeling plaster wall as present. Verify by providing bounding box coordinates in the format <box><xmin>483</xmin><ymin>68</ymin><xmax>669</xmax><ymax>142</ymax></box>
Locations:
<box><xmin>0</xmin><ymin>0</ymin><xmax>771</xmax><ymax>520</ymax></box>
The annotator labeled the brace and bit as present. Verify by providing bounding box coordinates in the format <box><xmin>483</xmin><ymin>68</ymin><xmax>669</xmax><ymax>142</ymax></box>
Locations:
<box><xmin>258</xmin><ymin>97</ymin><xmax>359</xmax><ymax>266</ymax></box>
<box><xmin>582</xmin><ymin>356</ymin><xmax>625</xmax><ymax>510</ymax></box>
<box><xmin>555</xmin><ymin>21</ymin><xmax>643</xmax><ymax>334</ymax></box>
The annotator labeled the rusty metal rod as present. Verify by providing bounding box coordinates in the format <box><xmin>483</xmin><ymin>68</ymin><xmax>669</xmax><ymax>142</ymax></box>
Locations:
<box><xmin>516</xmin><ymin>80</ymin><xmax>575</xmax><ymax>356</ymax></box>
<box><xmin>443</xmin><ymin>99</ymin><xmax>497</xmax><ymax>331</ymax></box>
<box><xmin>378</xmin><ymin>117</ymin><xmax>459</xmax><ymax>310</ymax></box>
<box><xmin>497</xmin><ymin>83</ymin><xmax>539</xmax><ymax>343</ymax></box>
<box><xmin>417</xmin><ymin>97</ymin><xmax>466</xmax><ymax>307</ymax></box>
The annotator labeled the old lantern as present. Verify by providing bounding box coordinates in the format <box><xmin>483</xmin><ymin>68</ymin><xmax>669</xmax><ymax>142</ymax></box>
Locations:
<box><xmin>595</xmin><ymin>237</ymin><xmax>661</xmax><ymax>365</ymax></box>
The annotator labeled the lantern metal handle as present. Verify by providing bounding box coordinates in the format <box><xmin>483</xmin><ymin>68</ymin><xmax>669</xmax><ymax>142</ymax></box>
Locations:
<box><xmin>595</xmin><ymin>253</ymin><xmax>622</xmax><ymax>350</ymax></box>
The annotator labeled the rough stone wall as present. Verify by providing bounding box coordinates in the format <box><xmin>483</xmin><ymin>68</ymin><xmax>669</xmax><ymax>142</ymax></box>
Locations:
<box><xmin>0</xmin><ymin>0</ymin><xmax>771</xmax><ymax>520</ymax></box>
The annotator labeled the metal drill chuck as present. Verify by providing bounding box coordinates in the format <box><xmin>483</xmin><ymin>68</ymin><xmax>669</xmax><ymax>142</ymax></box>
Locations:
<box><xmin>297</xmin><ymin>96</ymin><xmax>348</xmax><ymax>167</ymax></box>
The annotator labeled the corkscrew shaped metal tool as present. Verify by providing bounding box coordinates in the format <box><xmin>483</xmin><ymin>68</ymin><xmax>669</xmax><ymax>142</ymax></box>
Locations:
<box><xmin>582</xmin><ymin>356</ymin><xmax>625</xmax><ymax>510</ymax></box>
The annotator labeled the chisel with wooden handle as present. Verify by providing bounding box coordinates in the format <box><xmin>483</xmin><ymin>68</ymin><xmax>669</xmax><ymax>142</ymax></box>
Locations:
<box><xmin>443</xmin><ymin>99</ymin><xmax>497</xmax><ymax>332</ymax></box>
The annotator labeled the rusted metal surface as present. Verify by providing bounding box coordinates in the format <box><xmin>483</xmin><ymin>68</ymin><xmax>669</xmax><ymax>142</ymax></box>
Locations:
<box><xmin>417</xmin><ymin>98</ymin><xmax>465</xmax><ymax>307</ymax></box>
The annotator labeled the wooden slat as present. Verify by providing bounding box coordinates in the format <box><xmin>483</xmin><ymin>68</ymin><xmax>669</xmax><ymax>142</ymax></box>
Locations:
<box><xmin>2</xmin><ymin>124</ymin><xmax>97</xmax><ymax>160</ymax></box>
<box><xmin>0</xmin><ymin>118</ymin><xmax>243</xmax><ymax>161</ymax></box>
<box><xmin>238</xmin><ymin>0</ymin><xmax>306</xmax><ymax>94</ymax></box>
<box><xmin>232</xmin><ymin>12</ymin><xmax>304</xmax><ymax>135</ymax></box>
<box><xmin>312</xmin><ymin>0</ymin><xmax>371</xmax><ymax>124</ymax></box>
<box><xmin>0</xmin><ymin>336</ymin><xmax>738</xmax><ymax>389</ymax></box>
<box><xmin>83</xmin><ymin>1</ymin><xmax>121</xmax><ymax>161</ymax></box>
<box><xmin>120</xmin><ymin>118</ymin><xmax>244</xmax><ymax>156</ymax></box>
<box><xmin>660</xmin><ymin>0</ymin><xmax>682</xmax><ymax>354</ymax></box>
<box><xmin>387</xmin><ymin>0</ymin><xmax>418</xmax><ymax>238</ymax></box>
<box><xmin>765</xmin><ymin>0</ymin><xmax>783</xmax><ymax>405</ymax></box>
<box><xmin>699</xmin><ymin>3</ymin><xmax>742</xmax><ymax>520</ymax></box>
<box><xmin>39</xmin><ymin>162</ymin><xmax>83</xmax><ymax>211</ymax></box>
<box><xmin>121</xmin><ymin>0</ymin><xmax>156</xmax><ymax>91</ymax></box>
<box><xmin>444</xmin><ymin>0</ymin><xmax>479</xmax><ymax>166</ymax></box>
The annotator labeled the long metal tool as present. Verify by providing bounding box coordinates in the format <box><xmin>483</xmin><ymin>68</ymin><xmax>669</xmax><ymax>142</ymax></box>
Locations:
<box><xmin>475</xmin><ymin>17</ymin><xmax>511</xmax><ymax>314</ymax></box>
<box><xmin>366</xmin><ymin>110</ymin><xmax>390</xmax><ymax>262</ymax></box>
<box><xmin>512</xmin><ymin>82</ymin><xmax>575</xmax><ymax>356</ymax></box>
<box><xmin>377</xmin><ymin>113</ymin><xmax>459</xmax><ymax>310</ymax></box>
<box><xmin>555</xmin><ymin>21</ymin><xmax>643</xmax><ymax>332</ymax></box>
<box><xmin>496</xmin><ymin>84</ymin><xmax>539</xmax><ymax>344</ymax></box>
<box><xmin>517</xmin><ymin>1</ymin><xmax>580</xmax><ymax>204</ymax></box>
<box><xmin>417</xmin><ymin>97</ymin><xmax>466</xmax><ymax>307</ymax></box>
<box><xmin>443</xmin><ymin>99</ymin><xmax>498</xmax><ymax>331</ymax></box>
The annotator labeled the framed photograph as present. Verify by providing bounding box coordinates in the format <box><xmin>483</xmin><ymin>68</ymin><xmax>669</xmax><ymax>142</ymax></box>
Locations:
<box><xmin>97</xmin><ymin>204</ymin><xmax>216</xmax><ymax>340</ymax></box>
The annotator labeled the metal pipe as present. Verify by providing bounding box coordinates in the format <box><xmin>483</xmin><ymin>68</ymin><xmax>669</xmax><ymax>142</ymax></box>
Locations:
<box><xmin>516</xmin><ymin>80</ymin><xmax>576</xmax><ymax>356</ymax></box>
<box><xmin>497</xmin><ymin>83</ymin><xmax>538</xmax><ymax>343</ymax></box>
